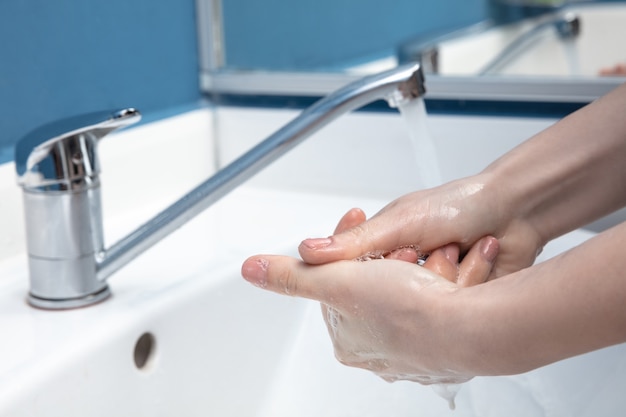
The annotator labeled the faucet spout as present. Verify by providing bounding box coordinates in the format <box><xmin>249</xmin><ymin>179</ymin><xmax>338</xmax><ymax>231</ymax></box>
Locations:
<box><xmin>97</xmin><ymin>63</ymin><xmax>425</xmax><ymax>283</ymax></box>
<box><xmin>16</xmin><ymin>63</ymin><xmax>425</xmax><ymax>309</ymax></box>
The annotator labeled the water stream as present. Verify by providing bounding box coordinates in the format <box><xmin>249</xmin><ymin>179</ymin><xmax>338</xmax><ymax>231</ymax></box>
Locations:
<box><xmin>395</xmin><ymin>98</ymin><xmax>442</xmax><ymax>189</ymax></box>
<box><xmin>562</xmin><ymin>38</ymin><xmax>581</xmax><ymax>76</ymax></box>
<box><xmin>393</xmin><ymin>97</ymin><xmax>463</xmax><ymax>409</ymax></box>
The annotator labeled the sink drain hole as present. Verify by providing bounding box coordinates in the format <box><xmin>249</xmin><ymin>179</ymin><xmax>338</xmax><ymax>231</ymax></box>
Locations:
<box><xmin>133</xmin><ymin>332</ymin><xmax>156</xmax><ymax>371</ymax></box>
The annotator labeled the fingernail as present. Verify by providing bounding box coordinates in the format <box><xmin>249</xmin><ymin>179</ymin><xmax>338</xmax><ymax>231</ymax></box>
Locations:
<box><xmin>480</xmin><ymin>237</ymin><xmax>499</xmax><ymax>262</ymax></box>
<box><xmin>443</xmin><ymin>244</ymin><xmax>459</xmax><ymax>263</ymax></box>
<box><xmin>389</xmin><ymin>247</ymin><xmax>419</xmax><ymax>263</ymax></box>
<box><xmin>241</xmin><ymin>258</ymin><xmax>269</xmax><ymax>288</ymax></box>
<box><xmin>301</xmin><ymin>237</ymin><xmax>332</xmax><ymax>250</ymax></box>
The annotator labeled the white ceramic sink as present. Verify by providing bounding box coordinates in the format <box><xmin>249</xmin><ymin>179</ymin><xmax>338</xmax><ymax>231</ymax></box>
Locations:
<box><xmin>1</xmin><ymin>107</ymin><xmax>625</xmax><ymax>416</ymax></box>
<box><xmin>1</xmin><ymin>186</ymin><xmax>624</xmax><ymax>417</ymax></box>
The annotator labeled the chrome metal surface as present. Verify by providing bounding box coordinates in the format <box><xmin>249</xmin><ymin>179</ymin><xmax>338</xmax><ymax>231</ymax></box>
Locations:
<box><xmin>396</xmin><ymin>20</ymin><xmax>492</xmax><ymax>74</ymax></box>
<box><xmin>195</xmin><ymin>0</ymin><xmax>224</xmax><ymax>72</ymax></box>
<box><xmin>16</xmin><ymin>109</ymin><xmax>140</xmax><ymax>191</ymax></box>
<box><xmin>28</xmin><ymin>287</ymin><xmax>112</xmax><ymax>310</ymax></box>
<box><xmin>555</xmin><ymin>12</ymin><xmax>580</xmax><ymax>38</ymax></box>
<box><xmin>201</xmin><ymin>70</ymin><xmax>622</xmax><ymax>103</ymax></box>
<box><xmin>419</xmin><ymin>47</ymin><xmax>440</xmax><ymax>74</ymax></box>
<box><xmin>196</xmin><ymin>0</ymin><xmax>623</xmax><ymax>105</ymax></box>
<box><xmin>15</xmin><ymin>109</ymin><xmax>141</xmax><ymax>309</ymax></box>
<box><xmin>97</xmin><ymin>63</ymin><xmax>425</xmax><ymax>281</ymax></box>
<box><xmin>479</xmin><ymin>12</ymin><xmax>581</xmax><ymax>75</ymax></box>
<box><xmin>16</xmin><ymin>64</ymin><xmax>425</xmax><ymax>309</ymax></box>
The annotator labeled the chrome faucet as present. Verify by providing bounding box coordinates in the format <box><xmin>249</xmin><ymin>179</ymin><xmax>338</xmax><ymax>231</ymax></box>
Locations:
<box><xmin>15</xmin><ymin>63</ymin><xmax>425</xmax><ymax>309</ymax></box>
<box><xmin>479</xmin><ymin>12</ymin><xmax>581</xmax><ymax>75</ymax></box>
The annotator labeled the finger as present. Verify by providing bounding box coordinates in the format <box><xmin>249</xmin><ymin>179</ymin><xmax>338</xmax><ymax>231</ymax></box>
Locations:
<box><xmin>298</xmin><ymin>208</ymin><xmax>368</xmax><ymax>261</ymax></box>
<box><xmin>334</xmin><ymin>208</ymin><xmax>367</xmax><ymax>234</ymax></box>
<box><xmin>457</xmin><ymin>236</ymin><xmax>499</xmax><ymax>287</ymax></box>
<box><xmin>241</xmin><ymin>254</ymin><xmax>446</xmax><ymax>304</ymax></box>
<box><xmin>385</xmin><ymin>247</ymin><xmax>420</xmax><ymax>263</ymax></box>
<box><xmin>423</xmin><ymin>244</ymin><xmax>459</xmax><ymax>283</ymax></box>
<box><xmin>298</xmin><ymin>193</ymin><xmax>434</xmax><ymax>265</ymax></box>
<box><xmin>241</xmin><ymin>255</ymin><xmax>349</xmax><ymax>301</ymax></box>
<box><xmin>299</xmin><ymin>212</ymin><xmax>423</xmax><ymax>265</ymax></box>
<box><xmin>298</xmin><ymin>186</ymin><xmax>476</xmax><ymax>265</ymax></box>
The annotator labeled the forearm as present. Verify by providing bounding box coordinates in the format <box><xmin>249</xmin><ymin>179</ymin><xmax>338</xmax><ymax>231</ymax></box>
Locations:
<box><xmin>453</xmin><ymin>221</ymin><xmax>626</xmax><ymax>376</ymax></box>
<box><xmin>482</xmin><ymin>83</ymin><xmax>626</xmax><ymax>245</ymax></box>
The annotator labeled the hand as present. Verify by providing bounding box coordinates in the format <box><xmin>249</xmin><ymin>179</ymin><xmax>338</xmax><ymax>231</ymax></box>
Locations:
<box><xmin>599</xmin><ymin>63</ymin><xmax>626</xmax><ymax>76</ymax></box>
<box><xmin>241</xmin><ymin>208</ymin><xmax>499</xmax><ymax>385</ymax></box>
<box><xmin>332</xmin><ymin>207</ymin><xmax>498</xmax><ymax>287</ymax></box>
<box><xmin>298</xmin><ymin>176</ymin><xmax>542</xmax><ymax>279</ymax></box>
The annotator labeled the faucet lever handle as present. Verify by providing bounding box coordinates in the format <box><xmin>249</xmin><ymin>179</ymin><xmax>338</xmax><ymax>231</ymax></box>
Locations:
<box><xmin>15</xmin><ymin>108</ymin><xmax>141</xmax><ymax>191</ymax></box>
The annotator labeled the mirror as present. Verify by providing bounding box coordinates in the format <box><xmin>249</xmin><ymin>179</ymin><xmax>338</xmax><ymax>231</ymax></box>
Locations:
<box><xmin>198</xmin><ymin>0</ymin><xmax>625</xmax><ymax>101</ymax></box>
<box><xmin>410</xmin><ymin>0</ymin><xmax>626</xmax><ymax>78</ymax></box>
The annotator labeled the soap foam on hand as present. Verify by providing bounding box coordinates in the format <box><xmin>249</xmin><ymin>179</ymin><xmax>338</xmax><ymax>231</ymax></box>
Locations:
<box><xmin>355</xmin><ymin>245</ymin><xmax>428</xmax><ymax>263</ymax></box>
<box><xmin>431</xmin><ymin>383</ymin><xmax>462</xmax><ymax>410</ymax></box>
<box><xmin>355</xmin><ymin>248</ymin><xmax>465</xmax><ymax>410</ymax></box>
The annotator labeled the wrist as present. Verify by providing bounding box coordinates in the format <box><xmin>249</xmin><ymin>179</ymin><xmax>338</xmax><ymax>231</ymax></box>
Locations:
<box><xmin>437</xmin><ymin>286</ymin><xmax>494</xmax><ymax>376</ymax></box>
<box><xmin>480</xmin><ymin>86</ymin><xmax>626</xmax><ymax>242</ymax></box>
<box><xmin>446</xmin><ymin>280</ymin><xmax>536</xmax><ymax>376</ymax></box>
<box><xmin>479</xmin><ymin>157</ymin><xmax>550</xmax><ymax>248</ymax></box>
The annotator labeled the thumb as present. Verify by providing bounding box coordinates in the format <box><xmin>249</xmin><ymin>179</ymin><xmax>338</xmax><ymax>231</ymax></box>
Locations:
<box><xmin>241</xmin><ymin>254</ymin><xmax>451</xmax><ymax>305</ymax></box>
<box><xmin>296</xmin><ymin>207</ymin><xmax>370</xmax><ymax>265</ymax></box>
<box><xmin>242</xmin><ymin>255</ymin><xmax>345</xmax><ymax>301</ymax></box>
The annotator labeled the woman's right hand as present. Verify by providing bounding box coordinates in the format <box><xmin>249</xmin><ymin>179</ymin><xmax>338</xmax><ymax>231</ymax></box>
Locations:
<box><xmin>299</xmin><ymin>174</ymin><xmax>544</xmax><ymax>279</ymax></box>
<box><xmin>300</xmin><ymin>82</ymin><xmax>626</xmax><ymax>279</ymax></box>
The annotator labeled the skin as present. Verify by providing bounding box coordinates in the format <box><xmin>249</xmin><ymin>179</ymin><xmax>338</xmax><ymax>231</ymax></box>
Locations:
<box><xmin>332</xmin><ymin>207</ymin><xmax>498</xmax><ymax>288</ymax></box>
<box><xmin>243</xmin><ymin>207</ymin><xmax>500</xmax><ymax>384</ymax></box>
<box><xmin>599</xmin><ymin>63</ymin><xmax>626</xmax><ymax>77</ymax></box>
<box><xmin>327</xmin><ymin>209</ymin><xmax>499</xmax><ymax>383</ymax></box>
<box><xmin>299</xmin><ymin>83</ymin><xmax>626</xmax><ymax>277</ymax></box>
<box><xmin>242</xmin><ymin>82</ymin><xmax>626</xmax><ymax>380</ymax></box>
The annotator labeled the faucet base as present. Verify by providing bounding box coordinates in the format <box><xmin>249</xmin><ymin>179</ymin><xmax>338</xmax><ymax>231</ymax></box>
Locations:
<box><xmin>28</xmin><ymin>286</ymin><xmax>111</xmax><ymax>310</ymax></box>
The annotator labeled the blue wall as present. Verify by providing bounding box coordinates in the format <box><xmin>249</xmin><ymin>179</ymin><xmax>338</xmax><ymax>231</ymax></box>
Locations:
<box><xmin>222</xmin><ymin>0</ymin><xmax>619</xmax><ymax>70</ymax></box>
<box><xmin>8</xmin><ymin>1</ymin><xmax>611</xmax><ymax>163</ymax></box>
<box><xmin>222</xmin><ymin>0</ymin><xmax>487</xmax><ymax>70</ymax></box>
<box><xmin>0</xmin><ymin>0</ymin><xmax>201</xmax><ymax>163</ymax></box>
<box><xmin>1</xmin><ymin>0</ymin><xmax>489</xmax><ymax>164</ymax></box>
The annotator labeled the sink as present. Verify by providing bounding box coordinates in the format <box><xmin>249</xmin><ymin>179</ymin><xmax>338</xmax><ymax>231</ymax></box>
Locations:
<box><xmin>1</xmin><ymin>186</ymin><xmax>624</xmax><ymax>416</ymax></box>
<box><xmin>1</xmin><ymin>107</ymin><xmax>625</xmax><ymax>416</ymax></box>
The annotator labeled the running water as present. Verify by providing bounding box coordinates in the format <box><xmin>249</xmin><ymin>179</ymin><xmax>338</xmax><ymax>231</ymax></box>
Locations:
<box><xmin>394</xmin><ymin>98</ymin><xmax>442</xmax><ymax>189</ymax></box>
<box><xmin>562</xmin><ymin>38</ymin><xmax>581</xmax><ymax>76</ymax></box>
<box><xmin>431</xmin><ymin>383</ymin><xmax>462</xmax><ymax>410</ymax></box>
<box><xmin>390</xmin><ymin>95</ymin><xmax>462</xmax><ymax>409</ymax></box>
